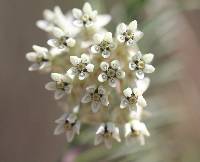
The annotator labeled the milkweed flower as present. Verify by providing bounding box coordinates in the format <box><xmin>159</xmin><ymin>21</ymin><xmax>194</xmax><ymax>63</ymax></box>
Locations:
<box><xmin>72</xmin><ymin>2</ymin><xmax>111</xmax><ymax>28</ymax></box>
<box><xmin>116</xmin><ymin>20</ymin><xmax>143</xmax><ymax>46</ymax></box>
<box><xmin>81</xmin><ymin>85</ymin><xmax>109</xmax><ymax>113</ymax></box>
<box><xmin>47</xmin><ymin>27</ymin><xmax>76</xmax><ymax>49</ymax></box>
<box><xmin>67</xmin><ymin>54</ymin><xmax>94</xmax><ymax>80</ymax></box>
<box><xmin>45</xmin><ymin>73</ymin><xmax>73</xmax><ymax>100</ymax></box>
<box><xmin>125</xmin><ymin>120</ymin><xmax>150</xmax><ymax>145</ymax></box>
<box><xmin>98</xmin><ymin>60</ymin><xmax>125</xmax><ymax>87</ymax></box>
<box><xmin>94</xmin><ymin>122</ymin><xmax>121</xmax><ymax>149</ymax></box>
<box><xmin>120</xmin><ymin>87</ymin><xmax>147</xmax><ymax>110</ymax></box>
<box><xmin>26</xmin><ymin>45</ymin><xmax>51</xmax><ymax>71</ymax></box>
<box><xmin>54</xmin><ymin>110</ymin><xmax>81</xmax><ymax>142</ymax></box>
<box><xmin>129</xmin><ymin>51</ymin><xmax>155</xmax><ymax>79</ymax></box>
<box><xmin>91</xmin><ymin>32</ymin><xmax>114</xmax><ymax>58</ymax></box>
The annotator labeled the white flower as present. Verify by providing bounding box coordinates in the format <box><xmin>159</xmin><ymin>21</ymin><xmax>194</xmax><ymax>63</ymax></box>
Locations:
<box><xmin>94</xmin><ymin>122</ymin><xmax>121</xmax><ymax>149</ymax></box>
<box><xmin>116</xmin><ymin>20</ymin><xmax>143</xmax><ymax>46</ymax></box>
<box><xmin>67</xmin><ymin>53</ymin><xmax>94</xmax><ymax>80</ymax></box>
<box><xmin>129</xmin><ymin>51</ymin><xmax>155</xmax><ymax>79</ymax></box>
<box><xmin>36</xmin><ymin>6</ymin><xmax>79</xmax><ymax>36</ymax></box>
<box><xmin>120</xmin><ymin>87</ymin><xmax>147</xmax><ymax>110</ymax></box>
<box><xmin>98</xmin><ymin>60</ymin><xmax>125</xmax><ymax>87</ymax></box>
<box><xmin>54</xmin><ymin>111</ymin><xmax>81</xmax><ymax>142</ymax></box>
<box><xmin>81</xmin><ymin>85</ymin><xmax>109</xmax><ymax>113</ymax></box>
<box><xmin>26</xmin><ymin>45</ymin><xmax>51</xmax><ymax>71</ymax></box>
<box><xmin>91</xmin><ymin>32</ymin><xmax>114</xmax><ymax>58</ymax></box>
<box><xmin>45</xmin><ymin>73</ymin><xmax>73</xmax><ymax>100</ymax></box>
<box><xmin>125</xmin><ymin>120</ymin><xmax>150</xmax><ymax>145</ymax></box>
<box><xmin>72</xmin><ymin>2</ymin><xmax>111</xmax><ymax>28</ymax></box>
<box><xmin>47</xmin><ymin>27</ymin><xmax>76</xmax><ymax>49</ymax></box>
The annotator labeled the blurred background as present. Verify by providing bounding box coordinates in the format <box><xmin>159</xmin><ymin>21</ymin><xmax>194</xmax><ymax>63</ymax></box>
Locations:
<box><xmin>0</xmin><ymin>0</ymin><xmax>200</xmax><ymax>162</ymax></box>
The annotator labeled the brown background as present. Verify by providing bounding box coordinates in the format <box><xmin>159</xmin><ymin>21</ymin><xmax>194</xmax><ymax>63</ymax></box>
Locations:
<box><xmin>1</xmin><ymin>0</ymin><xmax>200</xmax><ymax>162</ymax></box>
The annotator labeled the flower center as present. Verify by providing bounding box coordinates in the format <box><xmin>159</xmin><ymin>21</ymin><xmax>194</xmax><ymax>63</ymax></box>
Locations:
<box><xmin>81</xmin><ymin>14</ymin><xmax>92</xmax><ymax>24</ymax></box>
<box><xmin>59</xmin><ymin>36</ymin><xmax>69</xmax><ymax>47</ymax></box>
<box><xmin>100</xmin><ymin>41</ymin><xmax>111</xmax><ymax>51</ymax></box>
<box><xmin>135</xmin><ymin>60</ymin><xmax>145</xmax><ymax>70</ymax></box>
<box><xmin>92</xmin><ymin>93</ymin><xmax>101</xmax><ymax>102</ymax></box>
<box><xmin>128</xmin><ymin>95</ymin><xmax>138</xmax><ymax>105</ymax></box>
<box><xmin>36</xmin><ymin>56</ymin><xmax>48</xmax><ymax>63</ymax></box>
<box><xmin>77</xmin><ymin>63</ymin><xmax>86</xmax><ymax>72</ymax></box>
<box><xmin>131</xmin><ymin>127</ymin><xmax>140</xmax><ymax>137</ymax></box>
<box><xmin>107</xmin><ymin>68</ymin><xmax>116</xmax><ymax>78</ymax></box>
<box><xmin>123</xmin><ymin>30</ymin><xmax>134</xmax><ymax>41</ymax></box>
<box><xmin>64</xmin><ymin>120</ymin><xmax>73</xmax><ymax>130</ymax></box>
<box><xmin>56</xmin><ymin>81</ymin><xmax>68</xmax><ymax>90</ymax></box>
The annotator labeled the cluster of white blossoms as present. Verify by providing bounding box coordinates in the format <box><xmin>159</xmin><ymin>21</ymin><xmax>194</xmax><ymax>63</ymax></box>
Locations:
<box><xmin>26</xmin><ymin>2</ymin><xmax>155</xmax><ymax>149</ymax></box>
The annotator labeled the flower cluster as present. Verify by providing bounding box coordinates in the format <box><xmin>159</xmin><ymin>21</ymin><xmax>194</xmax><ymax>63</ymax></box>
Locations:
<box><xmin>26</xmin><ymin>2</ymin><xmax>155</xmax><ymax>148</ymax></box>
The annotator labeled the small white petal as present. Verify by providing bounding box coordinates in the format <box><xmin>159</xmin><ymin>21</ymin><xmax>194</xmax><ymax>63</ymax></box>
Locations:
<box><xmin>81</xmin><ymin>93</ymin><xmax>92</xmax><ymax>103</ymax></box>
<box><xmin>47</xmin><ymin>39</ymin><xmax>59</xmax><ymax>48</ymax></box>
<box><xmin>143</xmin><ymin>54</ymin><xmax>154</xmax><ymax>64</ymax></box>
<box><xmin>72</xmin><ymin>8</ymin><xmax>82</xmax><ymax>19</ymax></box>
<box><xmin>128</xmin><ymin>20</ymin><xmax>137</xmax><ymax>32</ymax></box>
<box><xmin>138</xmin><ymin>135</ymin><xmax>145</xmax><ymax>145</ymax></box>
<box><xmin>91</xmin><ymin>101</ymin><xmax>101</xmax><ymax>113</ymax></box>
<box><xmin>135</xmin><ymin>78</ymin><xmax>150</xmax><ymax>94</ymax></box>
<box><xmin>116</xmin><ymin>70</ymin><xmax>125</xmax><ymax>79</ymax></box>
<box><xmin>70</xmin><ymin>56</ymin><xmax>81</xmax><ymax>66</ymax></box>
<box><xmin>54</xmin><ymin>90</ymin><xmax>65</xmax><ymax>100</ymax></box>
<box><xmin>66</xmin><ymin>38</ymin><xmax>76</xmax><ymax>47</ymax></box>
<box><xmin>117</xmin><ymin>35</ymin><xmax>125</xmax><ymax>43</ymax></box>
<box><xmin>28</xmin><ymin>63</ymin><xmax>40</xmax><ymax>71</ymax></box>
<box><xmin>111</xmin><ymin>60</ymin><xmax>120</xmax><ymax>70</ymax></box>
<box><xmin>129</xmin><ymin>62</ymin><xmax>136</xmax><ymax>70</ymax></box>
<box><xmin>26</xmin><ymin>52</ymin><xmax>37</xmax><ymax>62</ymax></box>
<box><xmin>125</xmin><ymin>123</ymin><xmax>131</xmax><ymax>137</ymax></box>
<box><xmin>120</xmin><ymin>97</ymin><xmax>129</xmax><ymax>109</ymax></box>
<box><xmin>64</xmin><ymin>85</ymin><xmax>72</xmax><ymax>94</ymax></box>
<box><xmin>79</xmin><ymin>72</ymin><xmax>88</xmax><ymax>80</ymax></box>
<box><xmin>86</xmin><ymin>64</ymin><xmax>94</xmax><ymax>72</ymax></box>
<box><xmin>100</xmin><ymin>95</ymin><xmax>109</xmax><ymax>106</ymax></box>
<box><xmin>100</xmin><ymin>62</ymin><xmax>109</xmax><ymax>71</ymax></box>
<box><xmin>86</xmin><ymin>85</ymin><xmax>96</xmax><ymax>93</ymax></box>
<box><xmin>54</xmin><ymin>124</ymin><xmax>65</xmax><ymax>135</ymax></box>
<box><xmin>95</xmin><ymin>15</ymin><xmax>111</xmax><ymax>27</ymax></box>
<box><xmin>98</xmin><ymin>73</ymin><xmax>108</xmax><ymax>82</ymax></box>
<box><xmin>134</xmin><ymin>31</ymin><xmax>144</xmax><ymax>42</ymax></box>
<box><xmin>66</xmin><ymin>130</ymin><xmax>75</xmax><ymax>142</ymax></box>
<box><xmin>104</xmin><ymin>32</ymin><xmax>113</xmax><ymax>43</ymax></box>
<box><xmin>93</xmin><ymin>34</ymin><xmax>104</xmax><ymax>44</ymax></box>
<box><xmin>91</xmin><ymin>45</ymin><xmax>100</xmax><ymax>53</ymax></box>
<box><xmin>137</xmin><ymin>96</ymin><xmax>147</xmax><ymax>107</ymax></box>
<box><xmin>51</xmin><ymin>73</ymin><xmax>63</xmax><ymax>82</ymax></box>
<box><xmin>104</xmin><ymin>138</ymin><xmax>112</xmax><ymax>149</ymax></box>
<box><xmin>74</xmin><ymin>121</ymin><xmax>81</xmax><ymax>135</ymax></box>
<box><xmin>45</xmin><ymin>82</ymin><xmax>56</xmax><ymax>91</ymax></box>
<box><xmin>52</xmin><ymin>27</ymin><xmax>65</xmax><ymax>38</ymax></box>
<box><xmin>73</xmin><ymin>20</ymin><xmax>84</xmax><ymax>27</ymax></box>
<box><xmin>136</xmin><ymin>70</ymin><xmax>144</xmax><ymax>79</ymax></box>
<box><xmin>117</xmin><ymin>23</ymin><xmax>127</xmax><ymax>34</ymax></box>
<box><xmin>102</xmin><ymin>50</ymin><xmax>111</xmax><ymax>58</ymax></box>
<box><xmin>96</xmin><ymin>124</ymin><xmax>105</xmax><ymax>134</ymax></box>
<box><xmin>83</xmin><ymin>2</ymin><xmax>92</xmax><ymax>13</ymax></box>
<box><xmin>94</xmin><ymin>134</ymin><xmax>103</xmax><ymax>145</ymax></box>
<box><xmin>133</xmin><ymin>51</ymin><xmax>142</xmax><ymax>60</ymax></box>
<box><xmin>36</xmin><ymin>20</ymin><xmax>53</xmax><ymax>32</ymax></box>
<box><xmin>113</xmin><ymin>128</ymin><xmax>121</xmax><ymax>142</ymax></box>
<box><xmin>98</xmin><ymin>86</ymin><xmax>105</xmax><ymax>95</ymax></box>
<box><xmin>81</xmin><ymin>53</ymin><xmax>90</xmax><ymax>64</ymax></box>
<box><xmin>108</xmin><ymin>78</ymin><xmax>117</xmax><ymax>87</ymax></box>
<box><xmin>32</xmin><ymin>45</ymin><xmax>48</xmax><ymax>54</ymax></box>
<box><xmin>123</xmin><ymin>88</ymin><xmax>132</xmax><ymax>97</ymax></box>
<box><xmin>144</xmin><ymin>64</ymin><xmax>155</xmax><ymax>73</ymax></box>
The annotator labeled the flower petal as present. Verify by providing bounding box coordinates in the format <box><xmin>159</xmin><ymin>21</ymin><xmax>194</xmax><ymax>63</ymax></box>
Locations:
<box><xmin>98</xmin><ymin>73</ymin><xmax>108</xmax><ymax>82</ymax></box>
<box><xmin>111</xmin><ymin>60</ymin><xmax>120</xmax><ymax>70</ymax></box>
<box><xmin>51</xmin><ymin>73</ymin><xmax>63</xmax><ymax>82</ymax></box>
<box><xmin>86</xmin><ymin>85</ymin><xmax>96</xmax><ymax>93</ymax></box>
<box><xmin>83</xmin><ymin>2</ymin><xmax>92</xmax><ymax>14</ymax></box>
<box><xmin>28</xmin><ymin>63</ymin><xmax>40</xmax><ymax>71</ymax></box>
<box><xmin>100</xmin><ymin>62</ymin><xmax>109</xmax><ymax>71</ymax></box>
<box><xmin>143</xmin><ymin>53</ymin><xmax>154</xmax><ymax>64</ymax></box>
<box><xmin>128</xmin><ymin>20</ymin><xmax>137</xmax><ymax>32</ymax></box>
<box><xmin>113</xmin><ymin>127</ymin><xmax>121</xmax><ymax>142</ymax></box>
<box><xmin>104</xmin><ymin>138</ymin><xmax>112</xmax><ymax>149</ymax></box>
<box><xmin>52</xmin><ymin>27</ymin><xmax>65</xmax><ymax>38</ymax></box>
<box><xmin>91</xmin><ymin>101</ymin><xmax>101</xmax><ymax>113</ymax></box>
<box><xmin>70</xmin><ymin>56</ymin><xmax>81</xmax><ymax>66</ymax></box>
<box><xmin>86</xmin><ymin>64</ymin><xmax>94</xmax><ymax>72</ymax></box>
<box><xmin>93</xmin><ymin>33</ymin><xmax>104</xmax><ymax>44</ymax></box>
<box><xmin>123</xmin><ymin>88</ymin><xmax>132</xmax><ymax>97</ymax></box>
<box><xmin>54</xmin><ymin>124</ymin><xmax>65</xmax><ymax>135</ymax></box>
<box><xmin>120</xmin><ymin>97</ymin><xmax>129</xmax><ymax>109</ymax></box>
<box><xmin>81</xmin><ymin>93</ymin><xmax>92</xmax><ymax>103</ymax></box>
<box><xmin>26</xmin><ymin>52</ymin><xmax>37</xmax><ymax>62</ymax></box>
<box><xmin>94</xmin><ymin>134</ymin><xmax>103</xmax><ymax>145</ymax></box>
<box><xmin>137</xmin><ymin>96</ymin><xmax>147</xmax><ymax>107</ymax></box>
<box><xmin>144</xmin><ymin>64</ymin><xmax>155</xmax><ymax>73</ymax></box>
<box><xmin>108</xmin><ymin>78</ymin><xmax>117</xmax><ymax>87</ymax></box>
<box><xmin>45</xmin><ymin>82</ymin><xmax>56</xmax><ymax>91</ymax></box>
<box><xmin>66</xmin><ymin>130</ymin><xmax>75</xmax><ymax>142</ymax></box>
<box><xmin>79</xmin><ymin>72</ymin><xmax>88</xmax><ymax>80</ymax></box>
<box><xmin>117</xmin><ymin>23</ymin><xmax>127</xmax><ymax>34</ymax></box>
<box><xmin>54</xmin><ymin>90</ymin><xmax>65</xmax><ymax>100</ymax></box>
<box><xmin>116</xmin><ymin>70</ymin><xmax>125</xmax><ymax>79</ymax></box>
<box><xmin>72</xmin><ymin>8</ymin><xmax>82</xmax><ymax>19</ymax></box>
<box><xmin>47</xmin><ymin>39</ymin><xmax>59</xmax><ymax>48</ymax></box>
<box><xmin>66</xmin><ymin>38</ymin><xmax>76</xmax><ymax>47</ymax></box>
<box><xmin>136</xmin><ymin>70</ymin><xmax>144</xmax><ymax>79</ymax></box>
<box><xmin>81</xmin><ymin>53</ymin><xmax>90</xmax><ymax>64</ymax></box>
<box><xmin>100</xmin><ymin>95</ymin><xmax>109</xmax><ymax>106</ymax></box>
<box><xmin>134</xmin><ymin>31</ymin><xmax>144</xmax><ymax>42</ymax></box>
<box><xmin>104</xmin><ymin>32</ymin><xmax>113</xmax><ymax>43</ymax></box>
<box><xmin>32</xmin><ymin>45</ymin><xmax>48</xmax><ymax>54</ymax></box>
<box><xmin>95</xmin><ymin>14</ymin><xmax>111</xmax><ymax>27</ymax></box>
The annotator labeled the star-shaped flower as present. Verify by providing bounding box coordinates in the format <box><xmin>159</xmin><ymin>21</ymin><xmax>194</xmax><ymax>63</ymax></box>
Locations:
<box><xmin>129</xmin><ymin>51</ymin><xmax>155</xmax><ymax>79</ymax></box>
<box><xmin>47</xmin><ymin>27</ymin><xmax>76</xmax><ymax>50</ymax></box>
<box><xmin>72</xmin><ymin>2</ymin><xmax>111</xmax><ymax>28</ymax></box>
<box><xmin>26</xmin><ymin>45</ymin><xmax>51</xmax><ymax>71</ymax></box>
<box><xmin>67</xmin><ymin>54</ymin><xmax>94</xmax><ymax>80</ymax></box>
<box><xmin>81</xmin><ymin>85</ymin><xmax>109</xmax><ymax>113</ymax></box>
<box><xmin>125</xmin><ymin>120</ymin><xmax>150</xmax><ymax>145</ymax></box>
<box><xmin>94</xmin><ymin>122</ymin><xmax>121</xmax><ymax>149</ymax></box>
<box><xmin>54</xmin><ymin>111</ymin><xmax>81</xmax><ymax>142</ymax></box>
<box><xmin>116</xmin><ymin>20</ymin><xmax>143</xmax><ymax>46</ymax></box>
<box><xmin>98</xmin><ymin>60</ymin><xmax>125</xmax><ymax>87</ymax></box>
<box><xmin>91</xmin><ymin>32</ymin><xmax>115</xmax><ymax>58</ymax></box>
<box><xmin>45</xmin><ymin>73</ymin><xmax>73</xmax><ymax>100</ymax></box>
<box><xmin>120</xmin><ymin>87</ymin><xmax>147</xmax><ymax>110</ymax></box>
